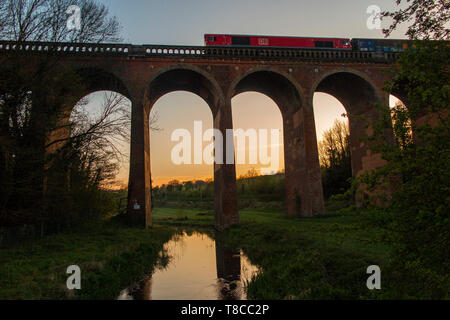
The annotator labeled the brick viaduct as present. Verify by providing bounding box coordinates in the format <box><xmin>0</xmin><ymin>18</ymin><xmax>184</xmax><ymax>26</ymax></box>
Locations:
<box><xmin>0</xmin><ymin>41</ymin><xmax>407</xmax><ymax>230</ymax></box>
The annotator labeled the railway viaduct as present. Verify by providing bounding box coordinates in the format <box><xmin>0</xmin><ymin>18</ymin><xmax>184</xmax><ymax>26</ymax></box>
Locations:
<box><xmin>0</xmin><ymin>41</ymin><xmax>406</xmax><ymax>230</ymax></box>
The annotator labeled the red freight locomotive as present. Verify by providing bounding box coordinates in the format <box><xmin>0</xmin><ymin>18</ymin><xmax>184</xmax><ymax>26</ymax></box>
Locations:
<box><xmin>205</xmin><ymin>34</ymin><xmax>352</xmax><ymax>50</ymax></box>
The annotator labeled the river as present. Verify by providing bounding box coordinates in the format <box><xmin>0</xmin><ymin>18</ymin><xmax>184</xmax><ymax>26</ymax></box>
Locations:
<box><xmin>117</xmin><ymin>231</ymin><xmax>259</xmax><ymax>300</ymax></box>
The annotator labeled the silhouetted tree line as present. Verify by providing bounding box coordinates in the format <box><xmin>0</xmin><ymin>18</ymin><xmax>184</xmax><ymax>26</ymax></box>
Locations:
<box><xmin>153</xmin><ymin>122</ymin><xmax>354</xmax><ymax>206</ymax></box>
<box><xmin>153</xmin><ymin>171</ymin><xmax>286</xmax><ymax>206</ymax></box>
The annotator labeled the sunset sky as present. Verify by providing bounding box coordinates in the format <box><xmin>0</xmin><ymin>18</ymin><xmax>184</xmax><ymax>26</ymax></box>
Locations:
<box><xmin>84</xmin><ymin>0</ymin><xmax>408</xmax><ymax>187</ymax></box>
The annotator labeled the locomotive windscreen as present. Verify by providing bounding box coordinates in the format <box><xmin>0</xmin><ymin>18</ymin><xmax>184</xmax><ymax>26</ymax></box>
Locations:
<box><xmin>232</xmin><ymin>36</ymin><xmax>251</xmax><ymax>46</ymax></box>
<box><xmin>315</xmin><ymin>41</ymin><xmax>334</xmax><ymax>48</ymax></box>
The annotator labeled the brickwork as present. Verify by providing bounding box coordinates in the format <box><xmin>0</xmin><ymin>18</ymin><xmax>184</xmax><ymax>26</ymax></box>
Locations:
<box><xmin>2</xmin><ymin>41</ymin><xmax>401</xmax><ymax>230</ymax></box>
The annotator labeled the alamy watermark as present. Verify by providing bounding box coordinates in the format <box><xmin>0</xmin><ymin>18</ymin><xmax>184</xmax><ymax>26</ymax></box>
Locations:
<box><xmin>66</xmin><ymin>5</ymin><xmax>82</xmax><ymax>31</ymax></box>
<box><xmin>366</xmin><ymin>265</ymin><xmax>381</xmax><ymax>290</ymax></box>
<box><xmin>66</xmin><ymin>265</ymin><xmax>81</xmax><ymax>290</ymax></box>
<box><xmin>171</xmin><ymin>121</ymin><xmax>281</xmax><ymax>175</ymax></box>
<box><xmin>366</xmin><ymin>5</ymin><xmax>382</xmax><ymax>30</ymax></box>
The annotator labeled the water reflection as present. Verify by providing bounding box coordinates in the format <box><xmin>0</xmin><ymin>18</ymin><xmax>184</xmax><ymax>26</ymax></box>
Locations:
<box><xmin>117</xmin><ymin>231</ymin><xmax>259</xmax><ymax>300</ymax></box>
<box><xmin>215</xmin><ymin>234</ymin><xmax>242</xmax><ymax>300</ymax></box>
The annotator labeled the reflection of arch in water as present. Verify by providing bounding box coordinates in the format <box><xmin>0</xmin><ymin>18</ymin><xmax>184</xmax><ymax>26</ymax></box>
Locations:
<box><xmin>215</xmin><ymin>233</ymin><xmax>242</xmax><ymax>300</ymax></box>
<box><xmin>116</xmin><ymin>231</ymin><xmax>259</xmax><ymax>300</ymax></box>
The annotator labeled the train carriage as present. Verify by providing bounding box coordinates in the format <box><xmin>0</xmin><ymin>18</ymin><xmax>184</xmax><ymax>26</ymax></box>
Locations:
<box><xmin>205</xmin><ymin>34</ymin><xmax>415</xmax><ymax>53</ymax></box>
<box><xmin>351</xmin><ymin>38</ymin><xmax>412</xmax><ymax>53</ymax></box>
<box><xmin>205</xmin><ymin>34</ymin><xmax>352</xmax><ymax>50</ymax></box>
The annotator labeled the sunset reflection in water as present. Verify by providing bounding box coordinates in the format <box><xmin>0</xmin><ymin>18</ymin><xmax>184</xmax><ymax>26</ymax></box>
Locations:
<box><xmin>118</xmin><ymin>232</ymin><xmax>259</xmax><ymax>300</ymax></box>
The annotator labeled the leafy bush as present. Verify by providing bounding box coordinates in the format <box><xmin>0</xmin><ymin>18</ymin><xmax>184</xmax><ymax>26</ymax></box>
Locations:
<box><xmin>360</xmin><ymin>41</ymin><xmax>449</xmax><ymax>298</ymax></box>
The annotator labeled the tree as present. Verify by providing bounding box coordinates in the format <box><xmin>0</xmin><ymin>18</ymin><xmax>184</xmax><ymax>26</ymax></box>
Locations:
<box><xmin>0</xmin><ymin>0</ymin><xmax>121</xmax><ymax>42</ymax></box>
<box><xmin>318</xmin><ymin>120</ymin><xmax>352</xmax><ymax>198</ymax></box>
<box><xmin>0</xmin><ymin>0</ymin><xmax>123</xmax><ymax>232</ymax></box>
<box><xmin>381</xmin><ymin>0</ymin><xmax>450</xmax><ymax>40</ymax></box>
<box><xmin>361</xmin><ymin>0</ymin><xmax>450</xmax><ymax>298</ymax></box>
<box><xmin>42</xmin><ymin>92</ymin><xmax>132</xmax><ymax>229</ymax></box>
<box><xmin>390</xmin><ymin>100</ymin><xmax>413</xmax><ymax>150</ymax></box>
<box><xmin>239</xmin><ymin>168</ymin><xmax>259</xmax><ymax>180</ymax></box>
<box><xmin>167</xmin><ymin>180</ymin><xmax>180</xmax><ymax>193</ymax></box>
<box><xmin>67</xmin><ymin>92</ymin><xmax>132</xmax><ymax>186</ymax></box>
<box><xmin>183</xmin><ymin>181</ymin><xmax>194</xmax><ymax>191</ymax></box>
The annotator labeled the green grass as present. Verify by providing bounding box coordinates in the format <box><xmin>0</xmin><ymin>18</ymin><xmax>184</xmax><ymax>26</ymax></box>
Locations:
<box><xmin>0</xmin><ymin>224</ymin><xmax>176</xmax><ymax>300</ymax></box>
<box><xmin>0</xmin><ymin>206</ymin><xmax>394</xmax><ymax>300</ymax></box>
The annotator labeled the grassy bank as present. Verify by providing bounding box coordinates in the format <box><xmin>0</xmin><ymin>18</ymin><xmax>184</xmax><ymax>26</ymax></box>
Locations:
<box><xmin>153</xmin><ymin>206</ymin><xmax>393</xmax><ymax>299</ymax></box>
<box><xmin>0</xmin><ymin>224</ymin><xmax>176</xmax><ymax>299</ymax></box>
<box><xmin>0</xmin><ymin>206</ymin><xmax>394</xmax><ymax>300</ymax></box>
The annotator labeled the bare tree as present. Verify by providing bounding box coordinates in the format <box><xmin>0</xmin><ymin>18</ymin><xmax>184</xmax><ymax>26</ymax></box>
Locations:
<box><xmin>0</xmin><ymin>0</ymin><xmax>123</xmax><ymax>228</ymax></box>
<box><xmin>318</xmin><ymin>120</ymin><xmax>352</xmax><ymax>198</ymax></box>
<box><xmin>46</xmin><ymin>92</ymin><xmax>159</xmax><ymax>187</ymax></box>
<box><xmin>0</xmin><ymin>0</ymin><xmax>124</xmax><ymax>170</ymax></box>
<box><xmin>318</xmin><ymin>120</ymin><xmax>350</xmax><ymax>168</ymax></box>
<box><xmin>0</xmin><ymin>0</ymin><xmax>8</xmax><ymax>38</ymax></box>
<box><xmin>48</xmin><ymin>92</ymin><xmax>159</xmax><ymax>158</ymax></box>
<box><xmin>0</xmin><ymin>0</ymin><xmax>121</xmax><ymax>42</ymax></box>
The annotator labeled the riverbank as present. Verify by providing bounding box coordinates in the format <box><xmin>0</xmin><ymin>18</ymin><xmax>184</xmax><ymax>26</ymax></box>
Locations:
<box><xmin>0</xmin><ymin>206</ymin><xmax>393</xmax><ymax>300</ymax></box>
<box><xmin>0</xmin><ymin>224</ymin><xmax>176</xmax><ymax>299</ymax></box>
<box><xmin>154</xmin><ymin>207</ymin><xmax>393</xmax><ymax>299</ymax></box>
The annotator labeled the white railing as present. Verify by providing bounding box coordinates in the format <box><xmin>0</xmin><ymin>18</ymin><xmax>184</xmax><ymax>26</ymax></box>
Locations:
<box><xmin>0</xmin><ymin>41</ymin><xmax>400</xmax><ymax>62</ymax></box>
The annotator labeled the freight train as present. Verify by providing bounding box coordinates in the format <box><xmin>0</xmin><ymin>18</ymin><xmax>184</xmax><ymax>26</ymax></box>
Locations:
<box><xmin>204</xmin><ymin>34</ymin><xmax>412</xmax><ymax>53</ymax></box>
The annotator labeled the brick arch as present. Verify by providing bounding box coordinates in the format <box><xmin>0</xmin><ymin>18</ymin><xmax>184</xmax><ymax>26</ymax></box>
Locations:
<box><xmin>50</xmin><ymin>67</ymin><xmax>132</xmax><ymax>118</ymax></box>
<box><xmin>228</xmin><ymin>67</ymin><xmax>305</xmax><ymax>114</ymax></box>
<box><xmin>389</xmin><ymin>91</ymin><xmax>410</xmax><ymax>111</ymax></box>
<box><xmin>312</xmin><ymin>69</ymin><xmax>382</xmax><ymax>115</ymax></box>
<box><xmin>73</xmin><ymin>67</ymin><xmax>131</xmax><ymax>105</ymax></box>
<box><xmin>144</xmin><ymin>64</ymin><xmax>224</xmax><ymax>115</ymax></box>
<box><xmin>46</xmin><ymin>67</ymin><xmax>132</xmax><ymax>155</ymax></box>
<box><xmin>311</xmin><ymin>70</ymin><xmax>390</xmax><ymax>179</ymax></box>
<box><xmin>131</xmin><ymin>64</ymin><xmax>232</xmax><ymax>230</ymax></box>
<box><xmin>311</xmin><ymin>68</ymin><xmax>380</xmax><ymax>95</ymax></box>
<box><xmin>228</xmin><ymin>67</ymin><xmax>324</xmax><ymax>218</ymax></box>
